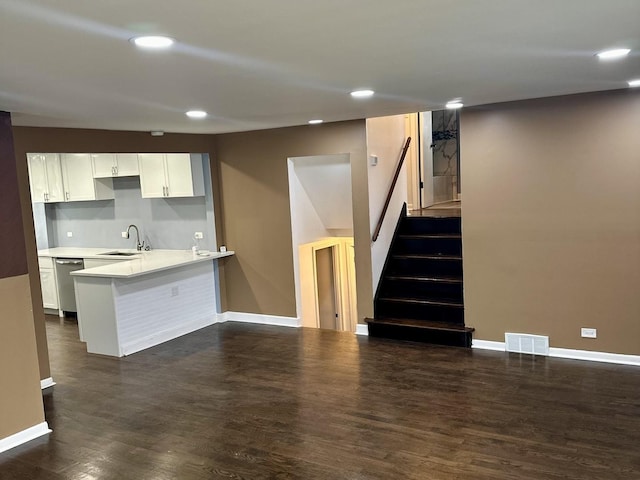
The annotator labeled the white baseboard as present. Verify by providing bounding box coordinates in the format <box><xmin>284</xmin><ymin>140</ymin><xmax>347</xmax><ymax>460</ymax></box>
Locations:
<box><xmin>355</xmin><ymin>324</ymin><xmax>369</xmax><ymax>336</ymax></box>
<box><xmin>121</xmin><ymin>315</ymin><xmax>221</xmax><ymax>356</ymax></box>
<box><xmin>0</xmin><ymin>422</ymin><xmax>51</xmax><ymax>454</ymax></box>
<box><xmin>40</xmin><ymin>377</ymin><xmax>56</xmax><ymax>390</ymax></box>
<box><xmin>473</xmin><ymin>339</ymin><xmax>640</xmax><ymax>366</ymax></box>
<box><xmin>472</xmin><ymin>339</ymin><xmax>507</xmax><ymax>351</ymax></box>
<box><xmin>548</xmin><ymin>347</ymin><xmax>640</xmax><ymax>366</ymax></box>
<box><xmin>222</xmin><ymin>311</ymin><xmax>300</xmax><ymax>328</ymax></box>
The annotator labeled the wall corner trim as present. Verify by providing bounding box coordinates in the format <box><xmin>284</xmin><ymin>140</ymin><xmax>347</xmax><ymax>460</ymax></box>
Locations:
<box><xmin>472</xmin><ymin>339</ymin><xmax>640</xmax><ymax>366</ymax></box>
<box><xmin>40</xmin><ymin>377</ymin><xmax>56</xmax><ymax>390</ymax></box>
<box><xmin>222</xmin><ymin>311</ymin><xmax>300</xmax><ymax>328</ymax></box>
<box><xmin>355</xmin><ymin>324</ymin><xmax>369</xmax><ymax>336</ymax></box>
<box><xmin>0</xmin><ymin>422</ymin><xmax>51</xmax><ymax>454</ymax></box>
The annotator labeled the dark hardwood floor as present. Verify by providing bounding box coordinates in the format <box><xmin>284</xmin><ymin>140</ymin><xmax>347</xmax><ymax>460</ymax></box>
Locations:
<box><xmin>1</xmin><ymin>316</ymin><xmax>639</xmax><ymax>479</ymax></box>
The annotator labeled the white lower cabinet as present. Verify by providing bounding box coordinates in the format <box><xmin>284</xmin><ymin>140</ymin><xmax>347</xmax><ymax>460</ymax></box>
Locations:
<box><xmin>83</xmin><ymin>258</ymin><xmax>132</xmax><ymax>269</ymax></box>
<box><xmin>38</xmin><ymin>257</ymin><xmax>58</xmax><ymax>309</ymax></box>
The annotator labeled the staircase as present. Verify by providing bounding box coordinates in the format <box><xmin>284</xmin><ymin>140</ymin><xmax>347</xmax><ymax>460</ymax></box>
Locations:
<box><xmin>366</xmin><ymin>205</ymin><xmax>474</xmax><ymax>347</ymax></box>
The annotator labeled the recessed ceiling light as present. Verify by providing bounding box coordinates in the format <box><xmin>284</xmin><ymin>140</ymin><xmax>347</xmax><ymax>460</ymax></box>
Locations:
<box><xmin>445</xmin><ymin>101</ymin><xmax>464</xmax><ymax>109</ymax></box>
<box><xmin>350</xmin><ymin>89</ymin><xmax>375</xmax><ymax>98</ymax></box>
<box><xmin>186</xmin><ymin>110</ymin><xmax>207</xmax><ymax>119</ymax></box>
<box><xmin>308</xmin><ymin>119</ymin><xmax>323</xmax><ymax>125</ymax></box>
<box><xmin>628</xmin><ymin>79</ymin><xmax>640</xmax><ymax>88</ymax></box>
<box><xmin>131</xmin><ymin>35</ymin><xmax>174</xmax><ymax>49</ymax></box>
<box><xmin>596</xmin><ymin>48</ymin><xmax>631</xmax><ymax>60</ymax></box>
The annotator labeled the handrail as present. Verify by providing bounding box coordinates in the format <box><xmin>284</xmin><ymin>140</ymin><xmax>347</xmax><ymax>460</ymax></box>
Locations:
<box><xmin>372</xmin><ymin>136</ymin><xmax>412</xmax><ymax>242</ymax></box>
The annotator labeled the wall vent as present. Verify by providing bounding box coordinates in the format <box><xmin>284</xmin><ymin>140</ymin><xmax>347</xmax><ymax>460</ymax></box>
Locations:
<box><xmin>505</xmin><ymin>333</ymin><xmax>549</xmax><ymax>356</ymax></box>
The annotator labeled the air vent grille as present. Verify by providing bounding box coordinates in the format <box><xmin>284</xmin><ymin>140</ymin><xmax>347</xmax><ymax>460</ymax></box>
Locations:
<box><xmin>505</xmin><ymin>333</ymin><xmax>549</xmax><ymax>356</ymax></box>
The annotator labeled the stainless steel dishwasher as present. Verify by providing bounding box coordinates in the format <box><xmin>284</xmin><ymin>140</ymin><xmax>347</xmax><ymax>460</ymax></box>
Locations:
<box><xmin>55</xmin><ymin>258</ymin><xmax>84</xmax><ymax>314</ymax></box>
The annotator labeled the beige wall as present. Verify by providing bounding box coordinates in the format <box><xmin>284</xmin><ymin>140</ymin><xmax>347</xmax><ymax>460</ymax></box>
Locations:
<box><xmin>461</xmin><ymin>89</ymin><xmax>640</xmax><ymax>354</ymax></box>
<box><xmin>214</xmin><ymin>120</ymin><xmax>373</xmax><ymax>321</ymax></box>
<box><xmin>0</xmin><ymin>275</ymin><xmax>46</xmax><ymax>439</ymax></box>
<box><xmin>1</xmin><ymin>112</ymin><xmax>45</xmax><ymax>440</ymax></box>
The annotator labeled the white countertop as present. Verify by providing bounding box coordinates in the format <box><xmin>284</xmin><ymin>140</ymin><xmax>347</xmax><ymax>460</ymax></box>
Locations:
<box><xmin>38</xmin><ymin>248</ymin><xmax>234</xmax><ymax>279</ymax></box>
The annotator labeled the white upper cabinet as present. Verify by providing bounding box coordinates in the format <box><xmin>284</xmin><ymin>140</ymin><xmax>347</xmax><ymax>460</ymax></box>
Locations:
<box><xmin>138</xmin><ymin>154</ymin><xmax>166</xmax><ymax>198</ymax></box>
<box><xmin>92</xmin><ymin>153</ymin><xmax>139</xmax><ymax>178</ymax></box>
<box><xmin>60</xmin><ymin>154</ymin><xmax>114</xmax><ymax>202</ymax></box>
<box><xmin>139</xmin><ymin>153</ymin><xmax>204</xmax><ymax>198</ymax></box>
<box><xmin>115</xmin><ymin>154</ymin><xmax>140</xmax><ymax>176</ymax></box>
<box><xmin>27</xmin><ymin>153</ymin><xmax>65</xmax><ymax>203</ymax></box>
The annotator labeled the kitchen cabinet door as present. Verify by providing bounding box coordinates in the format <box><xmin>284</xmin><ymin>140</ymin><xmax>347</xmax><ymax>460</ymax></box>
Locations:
<box><xmin>93</xmin><ymin>153</ymin><xmax>140</xmax><ymax>177</ymax></box>
<box><xmin>37</xmin><ymin>256</ymin><xmax>58</xmax><ymax>310</ymax></box>
<box><xmin>27</xmin><ymin>153</ymin><xmax>65</xmax><ymax>203</ymax></box>
<box><xmin>61</xmin><ymin>154</ymin><xmax>114</xmax><ymax>201</ymax></box>
<box><xmin>139</xmin><ymin>154</ymin><xmax>167</xmax><ymax>198</ymax></box>
<box><xmin>61</xmin><ymin>154</ymin><xmax>97</xmax><ymax>201</ymax></box>
<box><xmin>39</xmin><ymin>268</ymin><xmax>59</xmax><ymax>309</ymax></box>
<box><xmin>165</xmin><ymin>154</ymin><xmax>194</xmax><ymax>197</ymax></box>
<box><xmin>44</xmin><ymin>153</ymin><xmax>65</xmax><ymax>202</ymax></box>
<box><xmin>27</xmin><ymin>153</ymin><xmax>48</xmax><ymax>202</ymax></box>
<box><xmin>115</xmin><ymin>154</ymin><xmax>139</xmax><ymax>176</ymax></box>
<box><xmin>92</xmin><ymin>154</ymin><xmax>117</xmax><ymax>178</ymax></box>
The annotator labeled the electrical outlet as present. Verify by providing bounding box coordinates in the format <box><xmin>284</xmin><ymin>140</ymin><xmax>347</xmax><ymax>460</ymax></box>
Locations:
<box><xmin>122</xmin><ymin>231</ymin><xmax>128</xmax><ymax>238</ymax></box>
<box><xmin>194</xmin><ymin>232</ymin><xmax>204</xmax><ymax>239</ymax></box>
<box><xmin>66</xmin><ymin>231</ymin><xmax>73</xmax><ymax>238</ymax></box>
<box><xmin>581</xmin><ymin>328</ymin><xmax>597</xmax><ymax>338</ymax></box>
<box><xmin>171</xmin><ymin>286</ymin><xmax>179</xmax><ymax>297</ymax></box>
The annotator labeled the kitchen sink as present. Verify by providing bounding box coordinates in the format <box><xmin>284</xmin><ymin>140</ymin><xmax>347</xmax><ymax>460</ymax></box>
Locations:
<box><xmin>99</xmin><ymin>251</ymin><xmax>139</xmax><ymax>256</ymax></box>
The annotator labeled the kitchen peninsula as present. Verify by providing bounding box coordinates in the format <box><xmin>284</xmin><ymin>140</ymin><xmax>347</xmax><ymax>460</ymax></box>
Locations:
<box><xmin>43</xmin><ymin>248</ymin><xmax>233</xmax><ymax>357</ymax></box>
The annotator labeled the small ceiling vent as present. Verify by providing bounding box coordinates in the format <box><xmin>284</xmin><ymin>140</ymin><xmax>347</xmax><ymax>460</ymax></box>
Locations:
<box><xmin>505</xmin><ymin>333</ymin><xmax>549</xmax><ymax>356</ymax></box>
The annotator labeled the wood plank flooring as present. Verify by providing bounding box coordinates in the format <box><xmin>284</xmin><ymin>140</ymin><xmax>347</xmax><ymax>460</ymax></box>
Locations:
<box><xmin>1</xmin><ymin>315</ymin><xmax>639</xmax><ymax>479</ymax></box>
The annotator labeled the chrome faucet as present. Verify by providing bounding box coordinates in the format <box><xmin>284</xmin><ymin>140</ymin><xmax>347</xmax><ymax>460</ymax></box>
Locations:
<box><xmin>126</xmin><ymin>224</ymin><xmax>144</xmax><ymax>251</ymax></box>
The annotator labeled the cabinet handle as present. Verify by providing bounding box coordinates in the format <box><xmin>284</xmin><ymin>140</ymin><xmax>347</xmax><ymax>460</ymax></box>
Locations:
<box><xmin>115</xmin><ymin>166</ymin><xmax>118</xmax><ymax>175</ymax></box>
<box><xmin>44</xmin><ymin>193</ymin><xmax>48</xmax><ymax>202</ymax></box>
<box><xmin>65</xmin><ymin>192</ymin><xmax>70</xmax><ymax>201</ymax></box>
<box><xmin>111</xmin><ymin>166</ymin><xmax>115</xmax><ymax>175</ymax></box>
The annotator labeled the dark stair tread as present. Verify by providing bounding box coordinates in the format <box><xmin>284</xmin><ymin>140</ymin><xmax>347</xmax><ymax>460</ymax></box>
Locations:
<box><xmin>398</xmin><ymin>234</ymin><xmax>461</xmax><ymax>239</ymax></box>
<box><xmin>378</xmin><ymin>297</ymin><xmax>464</xmax><ymax>308</ymax></box>
<box><xmin>385</xmin><ymin>275</ymin><xmax>462</xmax><ymax>284</ymax></box>
<box><xmin>392</xmin><ymin>254</ymin><xmax>462</xmax><ymax>260</ymax></box>
<box><xmin>366</xmin><ymin>317</ymin><xmax>474</xmax><ymax>332</ymax></box>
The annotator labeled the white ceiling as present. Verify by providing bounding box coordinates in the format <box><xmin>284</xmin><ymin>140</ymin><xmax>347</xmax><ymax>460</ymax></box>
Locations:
<box><xmin>1</xmin><ymin>0</ymin><xmax>639</xmax><ymax>134</ymax></box>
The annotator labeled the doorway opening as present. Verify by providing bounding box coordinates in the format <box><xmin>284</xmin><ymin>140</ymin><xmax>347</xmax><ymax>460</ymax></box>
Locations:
<box><xmin>406</xmin><ymin>111</ymin><xmax>461</xmax><ymax>212</ymax></box>
<box><xmin>287</xmin><ymin>153</ymin><xmax>358</xmax><ymax>331</ymax></box>
<box><xmin>299</xmin><ymin>238</ymin><xmax>357</xmax><ymax>331</ymax></box>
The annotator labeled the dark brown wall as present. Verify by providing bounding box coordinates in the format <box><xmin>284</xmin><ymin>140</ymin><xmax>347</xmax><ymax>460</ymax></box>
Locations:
<box><xmin>0</xmin><ymin>113</ymin><xmax>28</xmax><ymax>278</ymax></box>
